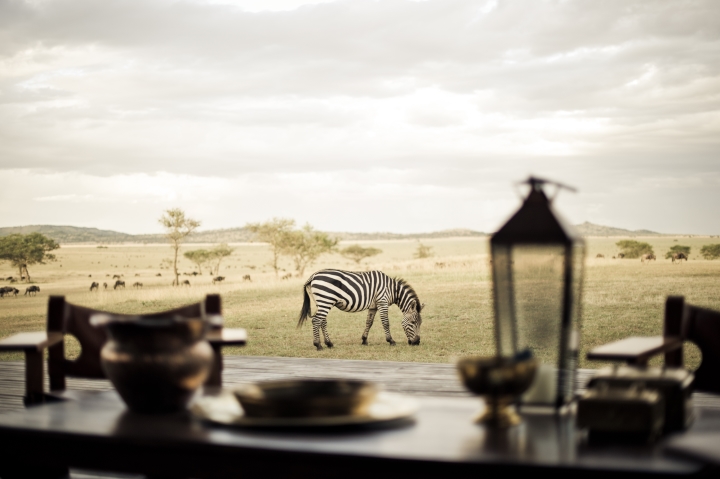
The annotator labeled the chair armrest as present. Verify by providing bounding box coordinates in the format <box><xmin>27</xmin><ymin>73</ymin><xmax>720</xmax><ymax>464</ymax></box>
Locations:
<box><xmin>0</xmin><ymin>331</ymin><xmax>63</xmax><ymax>352</ymax></box>
<box><xmin>207</xmin><ymin>328</ymin><xmax>247</xmax><ymax>347</ymax></box>
<box><xmin>587</xmin><ymin>336</ymin><xmax>682</xmax><ymax>365</ymax></box>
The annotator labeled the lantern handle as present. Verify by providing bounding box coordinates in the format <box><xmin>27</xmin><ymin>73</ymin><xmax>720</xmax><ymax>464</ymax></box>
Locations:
<box><xmin>516</xmin><ymin>176</ymin><xmax>577</xmax><ymax>202</ymax></box>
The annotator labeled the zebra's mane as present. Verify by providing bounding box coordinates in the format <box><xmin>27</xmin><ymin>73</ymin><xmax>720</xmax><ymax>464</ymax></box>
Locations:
<box><xmin>393</xmin><ymin>277</ymin><xmax>421</xmax><ymax>312</ymax></box>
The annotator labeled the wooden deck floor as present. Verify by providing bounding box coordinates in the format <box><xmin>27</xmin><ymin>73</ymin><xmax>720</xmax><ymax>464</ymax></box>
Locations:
<box><xmin>5</xmin><ymin>355</ymin><xmax>719</xmax><ymax>412</ymax></box>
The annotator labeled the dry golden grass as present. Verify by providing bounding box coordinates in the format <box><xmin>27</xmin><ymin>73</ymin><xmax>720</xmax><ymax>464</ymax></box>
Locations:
<box><xmin>0</xmin><ymin>237</ymin><xmax>718</xmax><ymax>370</ymax></box>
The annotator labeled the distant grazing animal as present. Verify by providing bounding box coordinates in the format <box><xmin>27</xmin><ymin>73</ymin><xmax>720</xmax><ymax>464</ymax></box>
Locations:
<box><xmin>182</xmin><ymin>280</ymin><xmax>191</xmax><ymax>286</ymax></box>
<box><xmin>90</xmin><ymin>282</ymin><xmax>99</xmax><ymax>292</ymax></box>
<box><xmin>672</xmin><ymin>252</ymin><xmax>688</xmax><ymax>263</ymax></box>
<box><xmin>243</xmin><ymin>275</ymin><xmax>252</xmax><ymax>282</ymax></box>
<box><xmin>596</xmin><ymin>254</ymin><xmax>605</xmax><ymax>258</ymax></box>
<box><xmin>0</xmin><ymin>286</ymin><xmax>18</xmax><ymax>297</ymax></box>
<box><xmin>612</xmin><ymin>256</ymin><xmax>616</xmax><ymax>259</ymax></box>
<box><xmin>435</xmin><ymin>262</ymin><xmax>446</xmax><ymax>269</ymax></box>
<box><xmin>113</xmin><ymin>280</ymin><xmax>125</xmax><ymax>290</ymax></box>
<box><xmin>106</xmin><ymin>274</ymin><xmax>110</xmax><ymax>277</ymax></box>
<box><xmin>212</xmin><ymin>276</ymin><xmax>225</xmax><ymax>284</ymax></box>
<box><xmin>641</xmin><ymin>254</ymin><xmax>656</xmax><ymax>263</ymax></box>
<box><xmin>133</xmin><ymin>282</ymin><xmax>143</xmax><ymax>289</ymax></box>
<box><xmin>88</xmin><ymin>274</ymin><xmax>92</xmax><ymax>278</ymax></box>
<box><xmin>4</xmin><ymin>276</ymin><xmax>12</xmax><ymax>281</ymax></box>
<box><xmin>24</xmin><ymin>285</ymin><xmax>40</xmax><ymax>296</ymax></box>
<box><xmin>135</xmin><ymin>274</ymin><xmax>140</xmax><ymax>277</ymax></box>
<box><xmin>191</xmin><ymin>272</ymin><xmax>199</xmax><ymax>276</ymax></box>
<box><xmin>8</xmin><ymin>277</ymin><xmax>17</xmax><ymax>283</ymax></box>
<box><xmin>156</xmin><ymin>273</ymin><xmax>162</xmax><ymax>277</ymax></box>
<box><xmin>298</xmin><ymin>269</ymin><xmax>424</xmax><ymax>350</ymax></box>
<box><xmin>112</xmin><ymin>274</ymin><xmax>122</xmax><ymax>279</ymax></box>
<box><xmin>617</xmin><ymin>253</ymin><xmax>626</xmax><ymax>259</ymax></box>
<box><xmin>281</xmin><ymin>273</ymin><xmax>292</xmax><ymax>280</ymax></box>
<box><xmin>103</xmin><ymin>282</ymin><xmax>108</xmax><ymax>290</ymax></box>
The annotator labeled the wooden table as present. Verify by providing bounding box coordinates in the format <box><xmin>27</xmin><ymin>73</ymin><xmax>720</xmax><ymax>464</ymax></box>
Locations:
<box><xmin>0</xmin><ymin>390</ymin><xmax>717</xmax><ymax>479</ymax></box>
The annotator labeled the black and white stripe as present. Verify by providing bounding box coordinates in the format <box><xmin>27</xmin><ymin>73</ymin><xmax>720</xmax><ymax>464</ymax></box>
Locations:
<box><xmin>298</xmin><ymin>269</ymin><xmax>424</xmax><ymax>350</ymax></box>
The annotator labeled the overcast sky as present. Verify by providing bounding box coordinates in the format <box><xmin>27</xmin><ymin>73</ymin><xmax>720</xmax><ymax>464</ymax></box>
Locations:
<box><xmin>0</xmin><ymin>0</ymin><xmax>718</xmax><ymax>235</ymax></box>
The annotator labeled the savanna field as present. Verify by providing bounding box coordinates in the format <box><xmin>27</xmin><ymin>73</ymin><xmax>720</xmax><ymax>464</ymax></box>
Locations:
<box><xmin>1</xmin><ymin>237</ymin><xmax>718</xmax><ymax>370</ymax></box>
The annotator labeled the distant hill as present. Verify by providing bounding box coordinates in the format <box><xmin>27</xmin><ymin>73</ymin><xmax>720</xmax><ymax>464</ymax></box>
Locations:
<box><xmin>0</xmin><ymin>225</ymin><xmax>485</xmax><ymax>244</ymax></box>
<box><xmin>328</xmin><ymin>228</ymin><xmax>486</xmax><ymax>241</ymax></box>
<box><xmin>573</xmin><ymin>222</ymin><xmax>662</xmax><ymax>237</ymax></box>
<box><xmin>0</xmin><ymin>222</ymin><xmax>666</xmax><ymax>244</ymax></box>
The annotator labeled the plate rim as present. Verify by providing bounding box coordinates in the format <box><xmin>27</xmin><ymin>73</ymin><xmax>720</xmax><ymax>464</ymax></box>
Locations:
<box><xmin>191</xmin><ymin>390</ymin><xmax>417</xmax><ymax>428</ymax></box>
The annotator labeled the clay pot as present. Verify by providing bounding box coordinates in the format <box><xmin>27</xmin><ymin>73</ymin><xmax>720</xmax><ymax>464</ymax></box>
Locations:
<box><xmin>91</xmin><ymin>314</ymin><xmax>213</xmax><ymax>414</ymax></box>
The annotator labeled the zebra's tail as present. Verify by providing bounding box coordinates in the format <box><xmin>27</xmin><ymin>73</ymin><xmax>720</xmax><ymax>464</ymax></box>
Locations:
<box><xmin>297</xmin><ymin>281</ymin><xmax>312</xmax><ymax>328</ymax></box>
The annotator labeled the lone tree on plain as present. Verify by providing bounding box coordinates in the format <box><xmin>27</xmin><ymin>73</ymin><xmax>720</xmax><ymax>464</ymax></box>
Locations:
<box><xmin>700</xmin><ymin>244</ymin><xmax>720</xmax><ymax>260</ymax></box>
<box><xmin>183</xmin><ymin>249</ymin><xmax>212</xmax><ymax>275</ymax></box>
<box><xmin>246</xmin><ymin>218</ymin><xmax>295</xmax><ymax>277</ymax></box>
<box><xmin>616</xmin><ymin>240</ymin><xmax>654</xmax><ymax>259</ymax></box>
<box><xmin>340</xmin><ymin>244</ymin><xmax>382</xmax><ymax>265</ymax></box>
<box><xmin>159</xmin><ymin>208</ymin><xmax>200</xmax><ymax>286</ymax></box>
<box><xmin>209</xmin><ymin>243</ymin><xmax>234</xmax><ymax>276</ymax></box>
<box><xmin>665</xmin><ymin>245</ymin><xmax>691</xmax><ymax>260</ymax></box>
<box><xmin>0</xmin><ymin>233</ymin><xmax>59</xmax><ymax>282</ymax></box>
<box><xmin>280</xmin><ymin>224</ymin><xmax>338</xmax><ymax>276</ymax></box>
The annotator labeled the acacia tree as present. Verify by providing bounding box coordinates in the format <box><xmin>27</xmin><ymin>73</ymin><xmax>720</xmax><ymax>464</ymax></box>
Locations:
<box><xmin>280</xmin><ymin>224</ymin><xmax>338</xmax><ymax>276</ymax></box>
<box><xmin>246</xmin><ymin>218</ymin><xmax>295</xmax><ymax>277</ymax></box>
<box><xmin>209</xmin><ymin>243</ymin><xmax>234</xmax><ymax>276</ymax></box>
<box><xmin>700</xmin><ymin>244</ymin><xmax>720</xmax><ymax>259</ymax></box>
<box><xmin>0</xmin><ymin>233</ymin><xmax>59</xmax><ymax>282</ymax></box>
<box><xmin>616</xmin><ymin>240</ymin><xmax>654</xmax><ymax>259</ymax></box>
<box><xmin>159</xmin><ymin>208</ymin><xmax>201</xmax><ymax>286</ymax></box>
<box><xmin>340</xmin><ymin>244</ymin><xmax>382</xmax><ymax>265</ymax></box>
<box><xmin>183</xmin><ymin>249</ymin><xmax>212</xmax><ymax>275</ymax></box>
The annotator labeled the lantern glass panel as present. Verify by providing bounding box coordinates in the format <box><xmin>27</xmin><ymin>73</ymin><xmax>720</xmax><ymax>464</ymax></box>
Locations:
<box><xmin>492</xmin><ymin>241</ymin><xmax>585</xmax><ymax>407</ymax></box>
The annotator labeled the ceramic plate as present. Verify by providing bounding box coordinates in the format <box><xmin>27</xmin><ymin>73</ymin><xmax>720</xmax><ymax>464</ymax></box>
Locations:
<box><xmin>191</xmin><ymin>390</ymin><xmax>418</xmax><ymax>428</ymax></box>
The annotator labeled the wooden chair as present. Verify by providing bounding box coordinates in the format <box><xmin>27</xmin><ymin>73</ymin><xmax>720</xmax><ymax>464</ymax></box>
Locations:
<box><xmin>587</xmin><ymin>295</ymin><xmax>720</xmax><ymax>394</ymax></box>
<box><xmin>0</xmin><ymin>294</ymin><xmax>246</xmax><ymax>405</ymax></box>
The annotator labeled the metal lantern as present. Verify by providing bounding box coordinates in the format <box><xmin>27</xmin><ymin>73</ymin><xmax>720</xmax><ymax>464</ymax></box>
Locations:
<box><xmin>491</xmin><ymin>177</ymin><xmax>585</xmax><ymax>410</ymax></box>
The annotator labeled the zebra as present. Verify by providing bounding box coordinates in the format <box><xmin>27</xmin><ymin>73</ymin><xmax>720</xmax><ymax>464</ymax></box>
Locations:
<box><xmin>298</xmin><ymin>269</ymin><xmax>424</xmax><ymax>351</ymax></box>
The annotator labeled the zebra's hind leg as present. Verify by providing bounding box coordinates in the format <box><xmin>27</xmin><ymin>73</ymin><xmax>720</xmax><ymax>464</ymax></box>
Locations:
<box><xmin>311</xmin><ymin>316</ymin><xmax>324</xmax><ymax>351</ymax></box>
<box><xmin>361</xmin><ymin>309</ymin><xmax>377</xmax><ymax>345</ymax></box>
<box><xmin>320</xmin><ymin>318</ymin><xmax>334</xmax><ymax>348</ymax></box>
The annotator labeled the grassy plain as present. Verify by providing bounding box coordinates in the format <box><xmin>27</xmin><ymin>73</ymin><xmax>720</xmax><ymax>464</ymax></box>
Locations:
<box><xmin>1</xmin><ymin>236</ymin><xmax>718</xmax><ymax>369</ymax></box>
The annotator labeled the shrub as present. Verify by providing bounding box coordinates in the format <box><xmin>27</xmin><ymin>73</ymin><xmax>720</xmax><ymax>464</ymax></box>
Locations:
<box><xmin>616</xmin><ymin>240</ymin><xmax>654</xmax><ymax>259</ymax></box>
<box><xmin>700</xmin><ymin>244</ymin><xmax>720</xmax><ymax>260</ymax></box>
<box><xmin>414</xmin><ymin>242</ymin><xmax>433</xmax><ymax>259</ymax></box>
<box><xmin>665</xmin><ymin>245</ymin><xmax>690</xmax><ymax>259</ymax></box>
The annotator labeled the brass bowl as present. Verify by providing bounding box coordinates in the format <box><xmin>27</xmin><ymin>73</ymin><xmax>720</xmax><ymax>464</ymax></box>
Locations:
<box><xmin>457</xmin><ymin>356</ymin><xmax>538</xmax><ymax>427</ymax></box>
<box><xmin>233</xmin><ymin>379</ymin><xmax>378</xmax><ymax>418</ymax></box>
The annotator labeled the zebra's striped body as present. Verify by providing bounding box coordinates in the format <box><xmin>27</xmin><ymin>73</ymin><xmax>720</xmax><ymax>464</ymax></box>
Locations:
<box><xmin>298</xmin><ymin>269</ymin><xmax>424</xmax><ymax>350</ymax></box>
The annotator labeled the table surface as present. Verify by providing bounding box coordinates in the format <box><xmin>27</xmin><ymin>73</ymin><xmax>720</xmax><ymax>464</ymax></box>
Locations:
<box><xmin>0</xmin><ymin>390</ymin><xmax>716</xmax><ymax>479</ymax></box>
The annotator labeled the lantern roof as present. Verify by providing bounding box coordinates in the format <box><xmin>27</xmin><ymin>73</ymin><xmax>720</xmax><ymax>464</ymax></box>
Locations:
<box><xmin>491</xmin><ymin>177</ymin><xmax>582</xmax><ymax>245</ymax></box>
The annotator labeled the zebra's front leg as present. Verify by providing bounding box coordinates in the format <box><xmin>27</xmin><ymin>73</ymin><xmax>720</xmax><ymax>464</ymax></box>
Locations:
<box><xmin>361</xmin><ymin>309</ymin><xmax>377</xmax><ymax>345</ymax></box>
<box><xmin>379</xmin><ymin>303</ymin><xmax>395</xmax><ymax>346</ymax></box>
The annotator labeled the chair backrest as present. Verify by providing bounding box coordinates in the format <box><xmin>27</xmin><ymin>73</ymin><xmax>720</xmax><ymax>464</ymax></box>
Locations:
<box><xmin>664</xmin><ymin>296</ymin><xmax>720</xmax><ymax>394</ymax></box>
<box><xmin>47</xmin><ymin>294</ymin><xmax>221</xmax><ymax>392</ymax></box>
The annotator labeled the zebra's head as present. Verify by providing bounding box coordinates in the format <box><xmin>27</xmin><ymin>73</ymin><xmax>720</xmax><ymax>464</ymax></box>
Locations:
<box><xmin>401</xmin><ymin>300</ymin><xmax>424</xmax><ymax>346</ymax></box>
